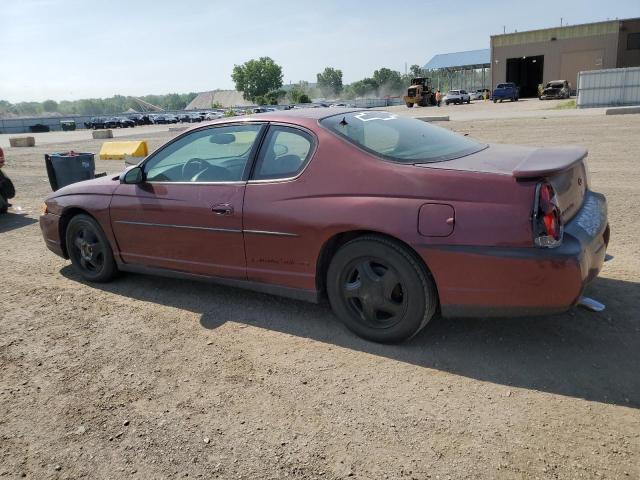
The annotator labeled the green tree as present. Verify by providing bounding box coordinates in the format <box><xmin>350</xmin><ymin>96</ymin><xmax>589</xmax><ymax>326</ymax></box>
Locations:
<box><xmin>42</xmin><ymin>99</ymin><xmax>58</xmax><ymax>112</ymax></box>
<box><xmin>232</xmin><ymin>57</ymin><xmax>283</xmax><ymax>102</ymax></box>
<box><xmin>164</xmin><ymin>93</ymin><xmax>184</xmax><ymax>110</ymax></box>
<box><xmin>346</xmin><ymin>77</ymin><xmax>378</xmax><ymax>98</ymax></box>
<box><xmin>255</xmin><ymin>90</ymin><xmax>286</xmax><ymax>106</ymax></box>
<box><xmin>316</xmin><ymin>67</ymin><xmax>343</xmax><ymax>97</ymax></box>
<box><xmin>409</xmin><ymin>64</ymin><xmax>425</xmax><ymax>77</ymax></box>
<box><xmin>287</xmin><ymin>83</ymin><xmax>313</xmax><ymax>104</ymax></box>
<box><xmin>10</xmin><ymin>102</ymin><xmax>44</xmax><ymax>116</ymax></box>
<box><xmin>372</xmin><ymin>68</ymin><xmax>404</xmax><ymax>95</ymax></box>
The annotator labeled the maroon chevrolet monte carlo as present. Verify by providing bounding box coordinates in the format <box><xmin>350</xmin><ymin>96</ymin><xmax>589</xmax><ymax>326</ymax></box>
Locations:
<box><xmin>39</xmin><ymin>109</ymin><xmax>609</xmax><ymax>343</ymax></box>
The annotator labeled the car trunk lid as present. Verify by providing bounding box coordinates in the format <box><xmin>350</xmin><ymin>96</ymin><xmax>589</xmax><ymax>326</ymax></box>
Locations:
<box><xmin>417</xmin><ymin>144</ymin><xmax>589</xmax><ymax>222</ymax></box>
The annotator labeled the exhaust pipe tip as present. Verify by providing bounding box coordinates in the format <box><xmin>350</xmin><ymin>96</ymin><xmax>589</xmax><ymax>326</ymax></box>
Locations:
<box><xmin>577</xmin><ymin>296</ymin><xmax>605</xmax><ymax>312</ymax></box>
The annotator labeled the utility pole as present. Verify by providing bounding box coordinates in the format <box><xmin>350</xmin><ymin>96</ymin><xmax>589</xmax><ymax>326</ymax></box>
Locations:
<box><xmin>560</xmin><ymin>17</ymin><xmax>563</xmax><ymax>27</ymax></box>
<box><xmin>503</xmin><ymin>25</ymin><xmax>506</xmax><ymax>34</ymax></box>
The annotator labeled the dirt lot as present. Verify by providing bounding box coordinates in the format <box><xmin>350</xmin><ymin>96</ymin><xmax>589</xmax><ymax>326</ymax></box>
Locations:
<box><xmin>1</xmin><ymin>113</ymin><xmax>639</xmax><ymax>479</ymax></box>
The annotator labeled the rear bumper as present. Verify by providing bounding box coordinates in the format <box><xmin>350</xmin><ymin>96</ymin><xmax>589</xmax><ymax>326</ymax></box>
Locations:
<box><xmin>420</xmin><ymin>191</ymin><xmax>609</xmax><ymax>317</ymax></box>
<box><xmin>39</xmin><ymin>213</ymin><xmax>66</xmax><ymax>258</ymax></box>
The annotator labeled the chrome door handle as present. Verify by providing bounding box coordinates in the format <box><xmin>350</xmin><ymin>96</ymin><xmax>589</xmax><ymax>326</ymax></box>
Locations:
<box><xmin>211</xmin><ymin>203</ymin><xmax>233</xmax><ymax>215</ymax></box>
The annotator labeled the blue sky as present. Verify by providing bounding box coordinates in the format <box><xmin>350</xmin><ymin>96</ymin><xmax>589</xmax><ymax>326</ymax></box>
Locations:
<box><xmin>1</xmin><ymin>0</ymin><xmax>638</xmax><ymax>102</ymax></box>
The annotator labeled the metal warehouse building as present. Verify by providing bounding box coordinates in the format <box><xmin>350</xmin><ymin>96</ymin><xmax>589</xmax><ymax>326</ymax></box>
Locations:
<box><xmin>491</xmin><ymin>17</ymin><xmax>640</xmax><ymax>97</ymax></box>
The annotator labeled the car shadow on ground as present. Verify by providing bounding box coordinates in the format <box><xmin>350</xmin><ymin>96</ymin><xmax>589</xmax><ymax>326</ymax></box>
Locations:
<box><xmin>0</xmin><ymin>213</ymin><xmax>37</xmax><ymax>233</ymax></box>
<box><xmin>60</xmin><ymin>266</ymin><xmax>639</xmax><ymax>408</ymax></box>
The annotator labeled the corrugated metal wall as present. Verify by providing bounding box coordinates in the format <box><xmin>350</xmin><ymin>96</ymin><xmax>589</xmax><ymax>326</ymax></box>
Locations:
<box><xmin>577</xmin><ymin>67</ymin><xmax>640</xmax><ymax>108</ymax></box>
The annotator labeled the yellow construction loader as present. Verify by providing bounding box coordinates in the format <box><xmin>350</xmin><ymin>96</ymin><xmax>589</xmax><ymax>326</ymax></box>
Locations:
<box><xmin>403</xmin><ymin>77</ymin><xmax>436</xmax><ymax>108</ymax></box>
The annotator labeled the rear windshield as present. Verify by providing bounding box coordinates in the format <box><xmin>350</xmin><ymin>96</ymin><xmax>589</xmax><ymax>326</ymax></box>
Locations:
<box><xmin>320</xmin><ymin>111</ymin><xmax>485</xmax><ymax>163</ymax></box>
<box><xmin>496</xmin><ymin>83</ymin><xmax>511</xmax><ymax>89</ymax></box>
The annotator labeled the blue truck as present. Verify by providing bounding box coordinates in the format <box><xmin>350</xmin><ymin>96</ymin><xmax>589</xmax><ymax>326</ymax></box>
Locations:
<box><xmin>492</xmin><ymin>82</ymin><xmax>519</xmax><ymax>102</ymax></box>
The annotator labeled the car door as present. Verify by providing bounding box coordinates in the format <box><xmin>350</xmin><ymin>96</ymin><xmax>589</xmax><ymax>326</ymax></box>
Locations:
<box><xmin>242</xmin><ymin>124</ymin><xmax>317</xmax><ymax>290</ymax></box>
<box><xmin>110</xmin><ymin>123</ymin><xmax>266</xmax><ymax>279</ymax></box>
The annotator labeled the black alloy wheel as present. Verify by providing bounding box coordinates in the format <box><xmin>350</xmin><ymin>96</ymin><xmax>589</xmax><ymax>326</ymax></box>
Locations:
<box><xmin>66</xmin><ymin>214</ymin><xmax>116</xmax><ymax>282</ymax></box>
<box><xmin>342</xmin><ymin>258</ymin><xmax>407</xmax><ymax>329</ymax></box>
<box><xmin>327</xmin><ymin>236</ymin><xmax>438</xmax><ymax>343</ymax></box>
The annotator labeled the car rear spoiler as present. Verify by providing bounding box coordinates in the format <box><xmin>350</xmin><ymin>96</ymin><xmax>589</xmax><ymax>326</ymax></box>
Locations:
<box><xmin>512</xmin><ymin>146</ymin><xmax>587</xmax><ymax>179</ymax></box>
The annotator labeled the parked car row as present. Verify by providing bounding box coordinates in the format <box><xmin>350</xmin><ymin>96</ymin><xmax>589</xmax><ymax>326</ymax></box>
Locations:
<box><xmin>73</xmin><ymin>84</ymin><xmax>579</xmax><ymax>133</ymax></box>
<box><xmin>80</xmin><ymin>106</ymin><xmax>341</xmax><ymax>130</ymax></box>
<box><xmin>441</xmin><ymin>81</ymin><xmax>572</xmax><ymax>105</ymax></box>
<box><xmin>84</xmin><ymin>117</ymin><xmax>137</xmax><ymax>129</ymax></box>
<box><xmin>440</xmin><ymin>84</ymin><xmax>522</xmax><ymax>105</ymax></box>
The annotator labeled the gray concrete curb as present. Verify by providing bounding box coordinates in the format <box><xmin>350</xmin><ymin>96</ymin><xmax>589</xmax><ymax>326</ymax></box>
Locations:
<box><xmin>605</xmin><ymin>106</ymin><xmax>640</xmax><ymax>115</ymax></box>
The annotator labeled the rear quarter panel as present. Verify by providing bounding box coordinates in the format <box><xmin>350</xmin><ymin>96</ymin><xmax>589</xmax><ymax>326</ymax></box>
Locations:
<box><xmin>243</xmin><ymin>125</ymin><xmax>536</xmax><ymax>291</ymax></box>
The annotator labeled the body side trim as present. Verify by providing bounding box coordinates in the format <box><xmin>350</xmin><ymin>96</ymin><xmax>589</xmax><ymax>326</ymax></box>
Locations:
<box><xmin>114</xmin><ymin>220</ymin><xmax>242</xmax><ymax>234</ymax></box>
<box><xmin>114</xmin><ymin>220</ymin><xmax>298</xmax><ymax>237</ymax></box>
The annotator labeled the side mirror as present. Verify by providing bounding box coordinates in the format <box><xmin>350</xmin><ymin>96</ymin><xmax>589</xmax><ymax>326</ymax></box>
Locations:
<box><xmin>120</xmin><ymin>166</ymin><xmax>144</xmax><ymax>184</ymax></box>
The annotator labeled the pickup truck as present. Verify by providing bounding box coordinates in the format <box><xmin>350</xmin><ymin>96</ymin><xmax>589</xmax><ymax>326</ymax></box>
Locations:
<box><xmin>492</xmin><ymin>82</ymin><xmax>519</xmax><ymax>102</ymax></box>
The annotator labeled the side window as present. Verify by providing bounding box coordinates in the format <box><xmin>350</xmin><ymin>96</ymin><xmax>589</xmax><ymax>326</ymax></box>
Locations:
<box><xmin>144</xmin><ymin>124</ymin><xmax>263</xmax><ymax>183</ymax></box>
<box><xmin>252</xmin><ymin>126</ymin><xmax>313</xmax><ymax>180</ymax></box>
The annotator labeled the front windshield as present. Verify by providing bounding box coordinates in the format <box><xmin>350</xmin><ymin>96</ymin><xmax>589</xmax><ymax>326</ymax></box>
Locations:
<box><xmin>320</xmin><ymin>111</ymin><xmax>485</xmax><ymax>164</ymax></box>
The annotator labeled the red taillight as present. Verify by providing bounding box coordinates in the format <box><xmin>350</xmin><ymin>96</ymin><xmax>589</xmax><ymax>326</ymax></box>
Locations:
<box><xmin>533</xmin><ymin>182</ymin><xmax>563</xmax><ymax>248</ymax></box>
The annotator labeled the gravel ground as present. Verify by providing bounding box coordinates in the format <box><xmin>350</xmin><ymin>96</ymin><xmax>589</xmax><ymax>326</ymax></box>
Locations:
<box><xmin>1</xmin><ymin>114</ymin><xmax>639</xmax><ymax>479</ymax></box>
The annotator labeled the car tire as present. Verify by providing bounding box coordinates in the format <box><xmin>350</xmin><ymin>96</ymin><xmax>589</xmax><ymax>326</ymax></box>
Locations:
<box><xmin>65</xmin><ymin>214</ymin><xmax>117</xmax><ymax>283</ymax></box>
<box><xmin>467</xmin><ymin>98</ymin><xmax>470</xmax><ymax>104</ymax></box>
<box><xmin>493</xmin><ymin>99</ymin><xmax>497</xmax><ymax>103</ymax></box>
<box><xmin>326</xmin><ymin>236</ymin><xmax>438</xmax><ymax>343</ymax></box>
<box><xmin>406</xmin><ymin>102</ymin><xmax>413</xmax><ymax>108</ymax></box>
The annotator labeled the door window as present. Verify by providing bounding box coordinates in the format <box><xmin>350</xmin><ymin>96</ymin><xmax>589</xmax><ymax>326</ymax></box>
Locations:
<box><xmin>252</xmin><ymin>126</ymin><xmax>313</xmax><ymax>180</ymax></box>
<box><xmin>144</xmin><ymin>124</ymin><xmax>263</xmax><ymax>182</ymax></box>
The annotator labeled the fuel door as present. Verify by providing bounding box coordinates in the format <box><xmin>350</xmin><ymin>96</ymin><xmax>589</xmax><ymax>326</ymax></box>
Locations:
<box><xmin>418</xmin><ymin>203</ymin><xmax>455</xmax><ymax>237</ymax></box>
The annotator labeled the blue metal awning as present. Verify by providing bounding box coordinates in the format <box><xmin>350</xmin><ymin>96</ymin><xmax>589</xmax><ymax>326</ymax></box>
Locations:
<box><xmin>423</xmin><ymin>49</ymin><xmax>490</xmax><ymax>70</ymax></box>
